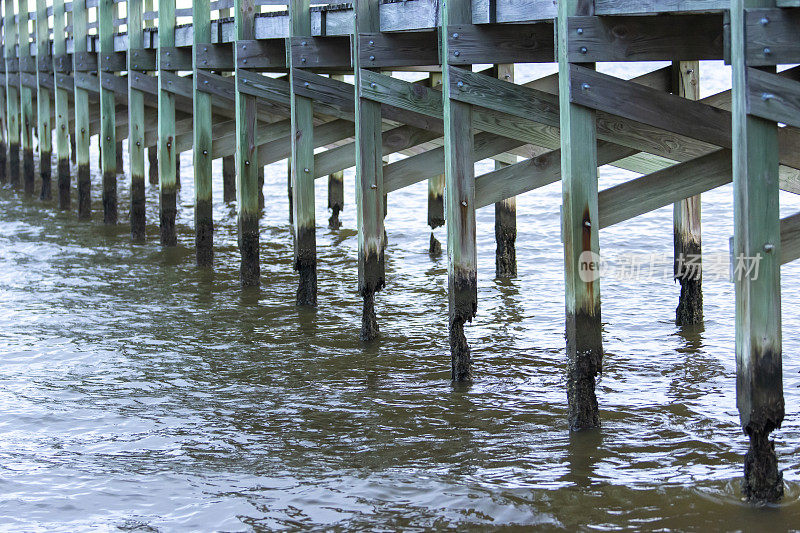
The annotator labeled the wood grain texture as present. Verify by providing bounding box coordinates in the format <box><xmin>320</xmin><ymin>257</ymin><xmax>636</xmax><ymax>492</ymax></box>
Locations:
<box><xmin>747</xmin><ymin>67</ymin><xmax>800</xmax><ymax>129</ymax></box>
<box><xmin>358</xmin><ymin>31</ymin><xmax>439</xmax><ymax>68</ymax></box>
<box><xmin>745</xmin><ymin>8</ymin><xmax>800</xmax><ymax>66</ymax></box>
<box><xmin>446</xmin><ymin>23</ymin><xmax>555</xmax><ymax>65</ymax></box>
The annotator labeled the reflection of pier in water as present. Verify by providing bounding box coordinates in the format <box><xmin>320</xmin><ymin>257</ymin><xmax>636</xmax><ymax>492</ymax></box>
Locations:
<box><xmin>0</xmin><ymin>0</ymin><xmax>796</xmax><ymax>503</ymax></box>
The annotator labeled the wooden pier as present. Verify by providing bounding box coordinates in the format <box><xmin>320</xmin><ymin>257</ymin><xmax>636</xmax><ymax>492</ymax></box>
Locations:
<box><xmin>0</xmin><ymin>0</ymin><xmax>798</xmax><ymax>503</ymax></box>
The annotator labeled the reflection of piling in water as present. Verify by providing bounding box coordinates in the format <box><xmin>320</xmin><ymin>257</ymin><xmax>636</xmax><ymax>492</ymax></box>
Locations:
<box><xmin>1</xmin><ymin>0</ymin><xmax>796</xmax><ymax>503</ymax></box>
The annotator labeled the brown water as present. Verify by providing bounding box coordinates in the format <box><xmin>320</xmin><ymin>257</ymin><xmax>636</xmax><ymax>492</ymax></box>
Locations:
<box><xmin>2</xmin><ymin>63</ymin><xmax>800</xmax><ymax>531</ymax></box>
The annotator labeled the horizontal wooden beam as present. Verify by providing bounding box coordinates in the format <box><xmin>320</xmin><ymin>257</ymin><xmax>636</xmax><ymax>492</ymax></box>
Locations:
<box><xmin>568</xmin><ymin>13</ymin><xmax>724</xmax><ymax>62</ymax></box>
<box><xmin>358</xmin><ymin>31</ymin><xmax>439</xmax><ymax>68</ymax></box>
<box><xmin>745</xmin><ymin>8</ymin><xmax>800</xmax><ymax>66</ymax></box>
<box><xmin>780</xmin><ymin>211</ymin><xmax>800</xmax><ymax>265</ymax></box>
<box><xmin>129</xmin><ymin>49</ymin><xmax>157</xmax><ymax>71</ymax></box>
<box><xmin>593</xmin><ymin>0</ymin><xmax>729</xmax><ymax>15</ymax></box>
<box><xmin>599</xmin><ymin>149</ymin><xmax>732</xmax><ymax>229</ymax></box>
<box><xmin>235</xmin><ymin>39</ymin><xmax>287</xmax><ymax>70</ymax></box>
<box><xmin>194</xmin><ymin>43</ymin><xmax>233</xmax><ymax>70</ymax></box>
<box><xmin>446</xmin><ymin>23</ymin><xmax>554</xmax><ymax>65</ymax></box>
<box><xmin>159</xmin><ymin>46</ymin><xmax>192</xmax><ymax>71</ymax></box>
<box><xmin>289</xmin><ymin>36</ymin><xmax>351</xmax><ymax>70</ymax></box>
<box><xmin>747</xmin><ymin>67</ymin><xmax>800</xmax><ymax>129</ymax></box>
<box><xmin>569</xmin><ymin>64</ymin><xmax>732</xmax><ymax>148</ymax></box>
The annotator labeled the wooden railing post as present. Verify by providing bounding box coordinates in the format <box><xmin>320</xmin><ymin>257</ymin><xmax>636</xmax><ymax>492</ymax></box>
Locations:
<box><xmin>731</xmin><ymin>0</ymin><xmax>783</xmax><ymax>503</ymax></box>
<box><xmin>558</xmin><ymin>0</ymin><xmax>602</xmax><ymax>429</ymax></box>
<box><xmin>158</xmin><ymin>0</ymin><xmax>177</xmax><ymax>245</ymax></box>
<box><xmin>73</xmin><ymin>0</ymin><xmax>91</xmax><ymax>219</ymax></box>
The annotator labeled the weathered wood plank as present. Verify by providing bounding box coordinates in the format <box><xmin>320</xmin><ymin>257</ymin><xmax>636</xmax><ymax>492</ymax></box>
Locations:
<box><xmin>568</xmin><ymin>14</ymin><xmax>724</xmax><ymax>62</ymax></box>
<box><xmin>235</xmin><ymin>39</ymin><xmax>286</xmax><ymax>70</ymax></box>
<box><xmin>194</xmin><ymin>0</ymin><xmax>214</xmax><ymax>266</ymax></box>
<box><xmin>747</xmin><ymin>67</ymin><xmax>800</xmax><ymax>129</ymax></box>
<box><xmin>99</xmin><ymin>0</ymin><xmax>118</xmax><ymax>223</ymax></box>
<box><xmin>73</xmin><ymin>0</ymin><xmax>92</xmax><ymax>218</ymax></box>
<box><xmin>446</xmin><ymin>23</ymin><xmax>554</xmax><ymax>65</ymax></box>
<box><xmin>358</xmin><ymin>31</ymin><xmax>439</xmax><ymax>68</ymax></box>
<box><xmin>745</xmin><ymin>8</ymin><xmax>800</xmax><ymax>66</ymax></box>
<box><xmin>289</xmin><ymin>36</ymin><xmax>351</xmax><ymax>70</ymax></box>
<box><xmin>594</xmin><ymin>0</ymin><xmax>729</xmax><ymax>14</ymax></box>
<box><xmin>779</xmin><ymin>211</ymin><xmax>800</xmax><ymax>265</ymax></box>
<box><xmin>18</xmin><ymin>0</ymin><xmax>36</xmax><ymax>194</ymax></box>
<box><xmin>4</xmin><ymin>0</ymin><xmax>20</xmax><ymax>188</ymax></box>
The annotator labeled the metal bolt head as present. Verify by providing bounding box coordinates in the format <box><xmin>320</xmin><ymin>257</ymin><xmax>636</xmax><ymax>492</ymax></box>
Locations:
<box><xmin>369</xmin><ymin>55</ymin><xmax>375</xmax><ymax>61</ymax></box>
<box><xmin>202</xmin><ymin>150</ymin><xmax>208</xmax><ymax>155</ymax></box>
<box><xmin>243</xmin><ymin>59</ymin><xmax>247</xmax><ymax>64</ymax></box>
<box><xmin>760</xmin><ymin>17</ymin><xmax>769</xmax><ymax>25</ymax></box>
<box><xmin>370</xmin><ymin>82</ymin><xmax>377</xmax><ymax>89</ymax></box>
<box><xmin>457</xmin><ymin>81</ymin><xmax>464</xmax><ymax>89</ymax></box>
<box><xmin>580</xmin><ymin>46</ymin><xmax>588</xmax><ymax>54</ymax></box>
<box><xmin>577</xmin><ymin>28</ymin><xmax>584</xmax><ymax>35</ymax></box>
<box><xmin>304</xmin><ymin>168</ymin><xmax>310</xmax><ymax>173</ymax></box>
<box><xmin>762</xmin><ymin>92</ymin><xmax>775</xmax><ymax>101</ymax></box>
<box><xmin>452</xmin><ymin>32</ymin><xmax>459</xmax><ymax>39</ymax></box>
<box><xmin>301</xmin><ymin>41</ymin><xmax>307</xmax><ymax>46</ymax></box>
<box><xmin>764</xmin><ymin>47</ymin><xmax>772</xmax><ymax>55</ymax></box>
<box><xmin>304</xmin><ymin>82</ymin><xmax>310</xmax><ymax>88</ymax></box>
<box><xmin>454</xmin><ymin>50</ymin><xmax>460</xmax><ymax>57</ymax></box>
<box><xmin>369</xmin><ymin>40</ymin><xmax>374</xmax><ymax>46</ymax></box>
<box><xmin>461</xmin><ymin>200</ymin><xmax>467</xmax><ymax>207</ymax></box>
<box><xmin>581</xmin><ymin>82</ymin><xmax>591</xmax><ymax>90</ymax></box>
<box><xmin>245</xmin><ymin>160</ymin><xmax>250</xmax><ymax>166</ymax></box>
<box><xmin>136</xmin><ymin>141</ymin><xmax>141</xmax><ymax>147</ymax></box>
<box><xmin>301</xmin><ymin>57</ymin><xmax>306</xmax><ymax>63</ymax></box>
<box><xmin>584</xmin><ymin>220</ymin><xmax>591</xmax><ymax>228</ymax></box>
<box><xmin>764</xmin><ymin>243</ymin><xmax>775</xmax><ymax>253</ymax></box>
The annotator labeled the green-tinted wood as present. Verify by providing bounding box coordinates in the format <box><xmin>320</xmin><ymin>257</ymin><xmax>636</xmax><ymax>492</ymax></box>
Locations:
<box><xmin>158</xmin><ymin>0</ymin><xmax>177</xmax><ymax>245</ymax></box>
<box><xmin>4</xmin><ymin>0</ymin><xmax>20</xmax><ymax>188</ymax></box>
<box><xmin>18</xmin><ymin>0</ymin><xmax>35</xmax><ymax>195</ymax></box>
<box><xmin>193</xmin><ymin>0</ymin><xmax>213</xmax><ymax>266</ymax></box>
<box><xmin>128</xmin><ymin>0</ymin><xmax>146</xmax><ymax>241</ymax></box>
<box><xmin>732</xmin><ymin>0</ymin><xmax>784</xmax><ymax>503</ymax></box>
<box><xmin>73</xmin><ymin>0</ymin><xmax>91</xmax><ymax>219</ymax></box>
<box><xmin>327</xmin><ymin>74</ymin><xmax>345</xmax><ymax>230</ymax></box>
<box><xmin>354</xmin><ymin>0</ymin><xmax>384</xmax><ymax>335</ymax></box>
<box><xmin>672</xmin><ymin>61</ymin><xmax>703</xmax><ymax>326</ymax></box>
<box><xmin>53</xmin><ymin>0</ymin><xmax>71</xmax><ymax>210</ymax></box>
<box><xmin>290</xmin><ymin>0</ymin><xmax>315</xmax><ymax>304</ymax></box>
<box><xmin>235</xmin><ymin>0</ymin><xmax>259</xmax><ymax>286</ymax></box>
<box><xmin>35</xmin><ymin>0</ymin><xmax>51</xmax><ymax>201</ymax></box>
<box><xmin>494</xmin><ymin>64</ymin><xmax>516</xmax><ymax>279</ymax></box>
<box><xmin>427</xmin><ymin>72</ymin><xmax>444</xmax><ymax>255</ymax></box>
<box><xmin>99</xmin><ymin>0</ymin><xmax>117</xmax><ymax>223</ymax></box>
<box><xmin>442</xmin><ymin>0</ymin><xmax>477</xmax><ymax>381</ymax></box>
<box><xmin>559</xmin><ymin>0</ymin><xmax>602</xmax><ymax>430</ymax></box>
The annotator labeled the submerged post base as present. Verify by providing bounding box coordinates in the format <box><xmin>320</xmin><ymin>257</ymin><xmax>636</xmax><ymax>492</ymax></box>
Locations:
<box><xmin>328</xmin><ymin>206</ymin><xmax>341</xmax><ymax>229</ymax></box>
<box><xmin>676</xmin><ymin>277</ymin><xmax>703</xmax><ymax>326</ymax></box>
<box><xmin>296</xmin><ymin>262</ymin><xmax>317</xmax><ymax>307</ymax></box>
<box><xmin>429</xmin><ymin>233</ymin><xmax>442</xmax><ymax>256</ymax></box>
<box><xmin>743</xmin><ymin>429</ymin><xmax>783</xmax><ymax>503</ymax></box>
<box><xmin>449</xmin><ymin>316</ymin><xmax>472</xmax><ymax>382</ymax></box>
<box><xmin>360</xmin><ymin>288</ymin><xmax>379</xmax><ymax>341</ymax></box>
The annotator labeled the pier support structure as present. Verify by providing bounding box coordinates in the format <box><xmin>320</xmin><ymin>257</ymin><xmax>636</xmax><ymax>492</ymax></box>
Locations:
<box><xmin>158</xmin><ymin>0</ymin><xmax>177</xmax><ymax>245</ymax></box>
<box><xmin>35</xmin><ymin>0</ymin><xmax>52</xmax><ymax>201</ymax></box>
<box><xmin>53</xmin><ymin>0</ymin><xmax>71</xmax><ymax>210</ymax></box>
<box><xmin>4</xmin><ymin>0</ymin><xmax>20</xmax><ymax>189</ymax></box>
<box><xmin>18</xmin><ymin>1</ymin><xmax>35</xmax><ymax>195</ymax></box>
<box><xmin>73</xmin><ymin>0</ymin><xmax>91</xmax><ymax>219</ymax></box>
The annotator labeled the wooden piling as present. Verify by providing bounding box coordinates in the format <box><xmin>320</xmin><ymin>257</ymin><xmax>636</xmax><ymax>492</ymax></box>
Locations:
<box><xmin>158</xmin><ymin>0</ymin><xmax>178</xmax><ymax>245</ymax></box>
<box><xmin>3</xmin><ymin>0</ymin><xmax>19</xmax><ymax>188</ymax></box>
<box><xmin>223</xmin><ymin>155</ymin><xmax>236</xmax><ymax>203</ymax></box>
<box><xmin>128</xmin><ymin>0</ymin><xmax>147</xmax><ymax>241</ymax></box>
<box><xmin>427</xmin><ymin>72</ymin><xmax>444</xmax><ymax>256</ymax></box>
<box><xmin>558</xmin><ymin>0</ymin><xmax>602</xmax><ymax>429</ymax></box>
<box><xmin>494</xmin><ymin>66</ymin><xmax>517</xmax><ymax>278</ymax></box>
<box><xmin>99</xmin><ymin>0</ymin><xmax>118</xmax><ymax>223</ymax></box>
<box><xmin>289</xmin><ymin>0</ymin><xmax>316</xmax><ymax>304</ymax></box>
<box><xmin>73</xmin><ymin>0</ymin><xmax>91</xmax><ymax>219</ymax></box>
<box><xmin>116</xmin><ymin>140</ymin><xmax>124</xmax><ymax>175</ymax></box>
<box><xmin>354</xmin><ymin>0</ymin><xmax>385</xmax><ymax>337</ymax></box>
<box><xmin>234</xmin><ymin>0</ymin><xmax>260</xmax><ymax>286</ymax></box>
<box><xmin>731</xmin><ymin>0</ymin><xmax>784</xmax><ymax>503</ymax></box>
<box><xmin>18</xmin><ymin>0</ymin><xmax>35</xmax><ymax>195</ymax></box>
<box><xmin>327</xmin><ymin>78</ymin><xmax>345</xmax><ymax>229</ymax></box>
<box><xmin>441</xmin><ymin>0</ymin><xmax>478</xmax><ymax>380</ymax></box>
<box><xmin>193</xmin><ymin>0</ymin><xmax>214</xmax><ymax>266</ymax></box>
<box><xmin>35</xmin><ymin>0</ymin><xmax>51</xmax><ymax>201</ymax></box>
<box><xmin>673</xmin><ymin>61</ymin><xmax>703</xmax><ymax>326</ymax></box>
<box><xmin>148</xmin><ymin>145</ymin><xmax>158</xmax><ymax>185</ymax></box>
<box><xmin>53</xmin><ymin>0</ymin><xmax>71</xmax><ymax>210</ymax></box>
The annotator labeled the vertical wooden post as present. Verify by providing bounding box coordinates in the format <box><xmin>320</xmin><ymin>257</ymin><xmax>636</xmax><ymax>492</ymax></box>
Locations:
<box><xmin>731</xmin><ymin>0</ymin><xmax>783</xmax><ymax>502</ymax></box>
<box><xmin>289</xmin><ymin>0</ymin><xmax>316</xmax><ymax>304</ymax></box>
<box><xmin>116</xmin><ymin>140</ymin><xmax>123</xmax><ymax>175</ymax></box>
<box><xmin>558</xmin><ymin>0</ymin><xmax>602</xmax><ymax>429</ymax></box>
<box><xmin>353</xmin><ymin>0</ymin><xmax>385</xmax><ymax>337</ymax></box>
<box><xmin>35</xmin><ymin>0</ymin><xmax>51</xmax><ymax>201</ymax></box>
<box><xmin>2</xmin><ymin>0</ymin><xmax>18</xmax><ymax>187</ymax></box>
<box><xmin>53</xmin><ymin>0</ymin><xmax>71</xmax><ymax>210</ymax></box>
<box><xmin>0</xmin><ymin>16</ymin><xmax>5</xmax><ymax>185</ymax></box>
<box><xmin>327</xmin><ymin>77</ymin><xmax>345</xmax><ymax>229</ymax></box>
<box><xmin>193</xmin><ymin>0</ymin><xmax>213</xmax><ymax>266</ymax></box>
<box><xmin>442</xmin><ymin>0</ymin><xmax>476</xmax><ymax>380</ymax></box>
<box><xmin>427</xmin><ymin>72</ymin><xmax>444</xmax><ymax>256</ymax></box>
<box><xmin>148</xmin><ymin>145</ymin><xmax>158</xmax><ymax>185</ymax></box>
<box><xmin>673</xmin><ymin>61</ymin><xmax>703</xmax><ymax>325</ymax></box>
<box><xmin>73</xmin><ymin>0</ymin><xmax>91</xmax><ymax>219</ymax></box>
<box><xmin>18</xmin><ymin>0</ymin><xmax>35</xmax><ymax>194</ymax></box>
<box><xmin>99</xmin><ymin>0</ymin><xmax>117</xmax><ymax>223</ymax></box>
<box><xmin>286</xmin><ymin>156</ymin><xmax>292</xmax><ymax>223</ymax></box>
<box><xmin>158</xmin><ymin>0</ymin><xmax>177</xmax><ymax>245</ymax></box>
<box><xmin>128</xmin><ymin>0</ymin><xmax>146</xmax><ymax>241</ymax></box>
<box><xmin>234</xmin><ymin>0</ymin><xmax>259</xmax><ymax>286</ymax></box>
<box><xmin>494</xmin><ymin>64</ymin><xmax>517</xmax><ymax>278</ymax></box>
<box><xmin>223</xmin><ymin>155</ymin><xmax>235</xmax><ymax>202</ymax></box>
